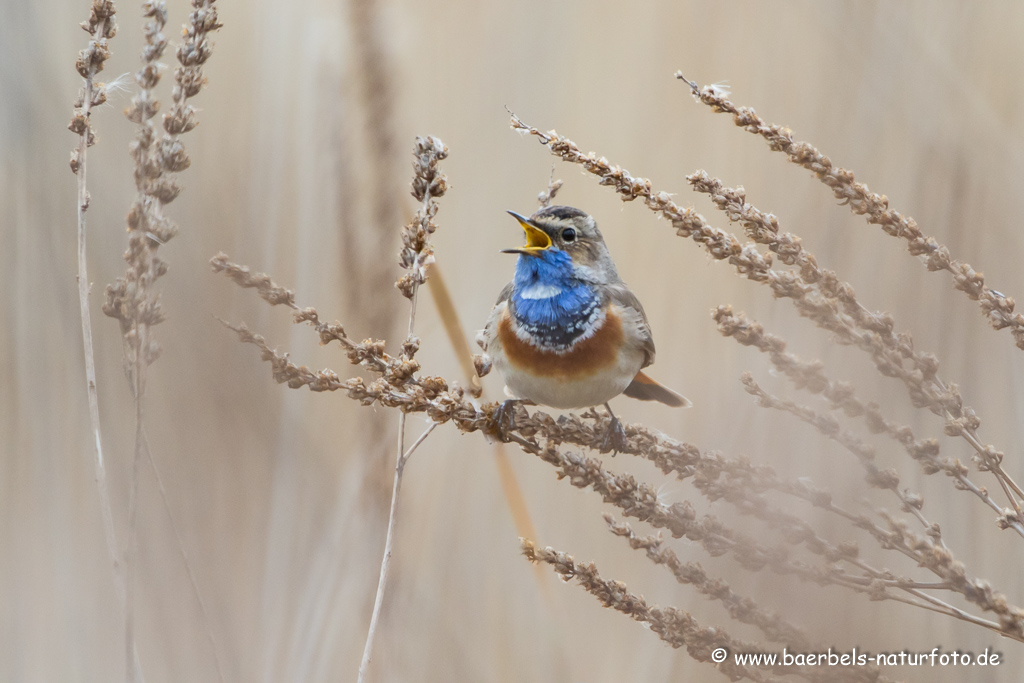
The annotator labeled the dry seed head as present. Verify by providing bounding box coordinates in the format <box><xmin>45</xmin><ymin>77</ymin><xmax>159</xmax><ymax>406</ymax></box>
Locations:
<box><xmin>410</xmin><ymin>136</ymin><xmax>449</xmax><ymax>202</ymax></box>
<box><xmin>75</xmin><ymin>39</ymin><xmax>113</xmax><ymax>79</ymax></box>
<box><xmin>104</xmin><ymin>0</ymin><xmax>220</xmax><ymax>370</ymax></box>
<box><xmin>209</xmin><ymin>253</ymin><xmax>297</xmax><ymax>308</ymax></box>
<box><xmin>75</xmin><ymin>0</ymin><xmax>118</xmax><ymax>75</ymax></box>
<box><xmin>91</xmin><ymin>85</ymin><xmax>108</xmax><ymax>107</ymax></box>
<box><xmin>70</xmin><ymin>3</ymin><xmax>117</xmax><ymax>167</ymax></box>
<box><xmin>397</xmin><ymin>136</ymin><xmax>448</xmax><ymax>298</ymax></box>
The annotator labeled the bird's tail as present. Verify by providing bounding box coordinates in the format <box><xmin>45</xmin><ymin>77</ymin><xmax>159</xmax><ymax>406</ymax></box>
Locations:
<box><xmin>623</xmin><ymin>371</ymin><xmax>692</xmax><ymax>408</ymax></box>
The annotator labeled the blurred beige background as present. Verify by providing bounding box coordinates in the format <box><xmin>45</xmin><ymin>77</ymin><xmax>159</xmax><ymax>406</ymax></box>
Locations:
<box><xmin>3</xmin><ymin>1</ymin><xmax>1024</xmax><ymax>681</ymax></box>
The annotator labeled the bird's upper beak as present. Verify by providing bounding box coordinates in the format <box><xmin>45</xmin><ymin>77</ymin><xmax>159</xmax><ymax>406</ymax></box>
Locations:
<box><xmin>501</xmin><ymin>211</ymin><xmax>551</xmax><ymax>256</ymax></box>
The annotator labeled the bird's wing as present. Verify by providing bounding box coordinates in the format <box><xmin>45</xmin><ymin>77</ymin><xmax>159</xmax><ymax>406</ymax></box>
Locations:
<box><xmin>492</xmin><ymin>281</ymin><xmax>514</xmax><ymax>307</ymax></box>
<box><xmin>477</xmin><ymin>282</ymin><xmax>514</xmax><ymax>353</ymax></box>
<box><xmin>606</xmin><ymin>283</ymin><xmax>655</xmax><ymax>368</ymax></box>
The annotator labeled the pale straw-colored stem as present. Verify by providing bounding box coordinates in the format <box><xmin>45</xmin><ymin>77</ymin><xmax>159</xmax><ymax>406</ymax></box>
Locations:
<box><xmin>358</xmin><ymin>302</ymin><xmax>418</xmax><ymax>682</ymax></box>
<box><xmin>125</xmin><ymin>324</ymin><xmax>146</xmax><ymax>683</ymax></box>
<box><xmin>75</xmin><ymin>2</ymin><xmax>121</xmax><ymax>624</ymax></box>
<box><xmin>903</xmin><ymin>588</ymin><xmax>1012</xmax><ymax>638</ymax></box>
<box><xmin>357</xmin><ymin>421</ymin><xmax>437</xmax><ymax>682</ymax></box>
<box><xmin>74</xmin><ymin>8</ymin><xmax>144</xmax><ymax>679</ymax></box>
<box><xmin>358</xmin><ymin>139</ymin><xmax>442</xmax><ymax>681</ymax></box>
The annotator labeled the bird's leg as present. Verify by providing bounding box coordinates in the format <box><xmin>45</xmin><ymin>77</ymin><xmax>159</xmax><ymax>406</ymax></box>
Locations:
<box><xmin>601</xmin><ymin>402</ymin><xmax>628</xmax><ymax>454</ymax></box>
<box><xmin>492</xmin><ymin>398</ymin><xmax>531</xmax><ymax>439</ymax></box>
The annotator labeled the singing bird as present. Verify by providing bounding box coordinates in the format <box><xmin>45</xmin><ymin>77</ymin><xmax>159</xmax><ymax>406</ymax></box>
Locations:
<box><xmin>479</xmin><ymin>205</ymin><xmax>689</xmax><ymax>451</ymax></box>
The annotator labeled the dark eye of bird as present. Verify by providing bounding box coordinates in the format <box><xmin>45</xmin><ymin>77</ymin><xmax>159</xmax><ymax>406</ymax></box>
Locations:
<box><xmin>561</xmin><ymin>228</ymin><xmax>576</xmax><ymax>242</ymax></box>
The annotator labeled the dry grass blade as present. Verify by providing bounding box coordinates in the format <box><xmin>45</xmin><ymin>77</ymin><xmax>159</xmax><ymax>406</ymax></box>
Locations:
<box><xmin>426</xmin><ymin>266</ymin><xmax>481</xmax><ymax>397</ymax></box>
<box><xmin>491</xmin><ymin>442</ymin><xmax>542</xmax><ymax>565</ymax></box>
<box><xmin>139</xmin><ymin>428</ymin><xmax>226</xmax><ymax>683</ymax></box>
<box><xmin>425</xmin><ymin>265</ymin><xmax>544</xmax><ymax>582</ymax></box>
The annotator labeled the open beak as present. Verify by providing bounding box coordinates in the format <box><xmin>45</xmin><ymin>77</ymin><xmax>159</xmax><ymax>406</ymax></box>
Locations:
<box><xmin>501</xmin><ymin>211</ymin><xmax>551</xmax><ymax>255</ymax></box>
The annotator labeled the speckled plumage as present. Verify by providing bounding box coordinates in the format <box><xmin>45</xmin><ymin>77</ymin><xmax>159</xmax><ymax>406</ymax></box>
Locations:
<box><xmin>509</xmin><ymin>246</ymin><xmax>601</xmax><ymax>348</ymax></box>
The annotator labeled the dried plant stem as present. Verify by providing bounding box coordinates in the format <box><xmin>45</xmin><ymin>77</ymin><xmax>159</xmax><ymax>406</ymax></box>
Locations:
<box><xmin>692</xmin><ymin>171</ymin><xmax>1024</xmax><ymax>515</ymax></box>
<box><xmin>358</xmin><ymin>136</ymin><xmax>447</xmax><ymax>683</ymax></box>
<box><xmin>126</xmin><ymin>331</ymin><xmax>146</xmax><ymax>683</ymax></box>
<box><xmin>74</xmin><ymin>54</ymin><xmax>109</xmax><ymax>543</ymax></box>
<box><xmin>426</xmin><ymin>266</ymin><xmax>482</xmax><ymax>397</ymax></box>
<box><xmin>424</xmin><ymin>265</ymin><xmax>544</xmax><ymax>578</ymax></box>
<box><xmin>740</xmin><ymin>374</ymin><xmax>938</xmax><ymax>533</ymax></box>
<box><xmin>357</xmin><ymin>249</ymin><xmax>420</xmax><ymax>683</ymax></box>
<box><xmin>521</xmin><ymin>541</ymin><xmax>872</xmax><ymax>683</ymax></box>
<box><xmin>714</xmin><ymin>307</ymin><xmax>1024</xmax><ymax>538</ymax></box>
<box><xmin>537</xmin><ymin>165</ymin><xmax>563</xmax><ymax>208</ymax></box>
<box><xmin>510</xmin><ymin>110</ymin><xmax>1024</xmax><ymax>530</ymax></box>
<box><xmin>902</xmin><ymin>587</ymin><xmax>1008</xmax><ymax>633</ymax></box>
<box><xmin>215</xmin><ymin>83</ymin><xmax>1024</xmax><ymax>664</ymax></box>
<box><xmin>357</xmin><ymin>421</ymin><xmax>437</xmax><ymax>683</ymax></box>
<box><xmin>70</xmin><ymin>0</ymin><xmax>126</xmax><ymax>648</ymax></box>
<box><xmin>100</xmin><ymin>3</ymin><xmax>220</xmax><ymax>677</ymax></box>
<box><xmin>69</xmin><ymin>3</ymin><xmax>149</xmax><ymax>678</ymax></box>
<box><xmin>605</xmin><ymin>516</ymin><xmax>812</xmax><ymax>649</ymax></box>
<box><xmin>216</xmin><ymin>265</ymin><xmax>1024</xmax><ymax>642</ymax></box>
<box><xmin>214</xmin><ymin>250</ymin><xmax>1024</xmax><ymax>637</ymax></box>
<box><xmin>76</xmin><ymin>137</ymin><xmax>122</xmax><ymax>600</ymax></box>
<box><xmin>677</xmin><ymin>73</ymin><xmax>1024</xmax><ymax>350</ymax></box>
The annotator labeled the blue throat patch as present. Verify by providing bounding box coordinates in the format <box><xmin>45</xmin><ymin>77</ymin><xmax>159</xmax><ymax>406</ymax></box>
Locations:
<box><xmin>511</xmin><ymin>250</ymin><xmax>599</xmax><ymax>348</ymax></box>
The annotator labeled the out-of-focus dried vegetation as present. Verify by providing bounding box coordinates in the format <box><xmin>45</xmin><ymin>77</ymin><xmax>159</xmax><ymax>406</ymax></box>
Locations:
<box><xmin>5</xmin><ymin>1</ymin><xmax>1024</xmax><ymax>681</ymax></box>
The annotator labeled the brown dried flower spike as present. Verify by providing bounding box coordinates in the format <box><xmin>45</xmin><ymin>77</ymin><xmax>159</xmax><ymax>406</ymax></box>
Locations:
<box><xmin>397</xmin><ymin>136</ymin><xmax>448</xmax><ymax>299</ymax></box>
<box><xmin>69</xmin><ymin>1</ymin><xmax>117</xmax><ymax>171</ymax></box>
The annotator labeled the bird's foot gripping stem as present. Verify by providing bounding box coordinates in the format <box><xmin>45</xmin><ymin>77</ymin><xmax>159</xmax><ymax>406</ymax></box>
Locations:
<box><xmin>492</xmin><ymin>399</ymin><xmax>525</xmax><ymax>440</ymax></box>
<box><xmin>600</xmin><ymin>403</ymin><xmax>629</xmax><ymax>454</ymax></box>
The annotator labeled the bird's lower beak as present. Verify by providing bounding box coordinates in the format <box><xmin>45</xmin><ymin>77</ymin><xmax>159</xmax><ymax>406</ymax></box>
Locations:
<box><xmin>501</xmin><ymin>211</ymin><xmax>551</xmax><ymax>255</ymax></box>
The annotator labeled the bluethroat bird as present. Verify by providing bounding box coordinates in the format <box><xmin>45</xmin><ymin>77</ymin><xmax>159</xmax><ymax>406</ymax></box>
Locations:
<box><xmin>479</xmin><ymin>205</ymin><xmax>690</xmax><ymax>452</ymax></box>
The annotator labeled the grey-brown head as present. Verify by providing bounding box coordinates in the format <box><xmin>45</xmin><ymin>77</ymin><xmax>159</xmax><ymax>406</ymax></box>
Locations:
<box><xmin>503</xmin><ymin>205</ymin><xmax>621</xmax><ymax>285</ymax></box>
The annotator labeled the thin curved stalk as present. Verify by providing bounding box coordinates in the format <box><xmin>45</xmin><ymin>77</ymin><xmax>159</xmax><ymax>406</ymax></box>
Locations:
<box><xmin>357</xmin><ymin>422</ymin><xmax>437</xmax><ymax>682</ymax></box>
